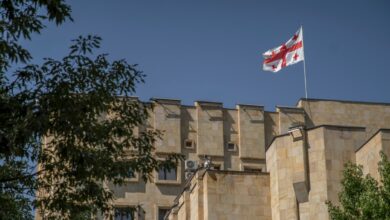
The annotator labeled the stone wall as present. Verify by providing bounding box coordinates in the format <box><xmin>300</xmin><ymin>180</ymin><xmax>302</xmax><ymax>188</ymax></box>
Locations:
<box><xmin>276</xmin><ymin>106</ymin><xmax>305</xmax><ymax>134</ymax></box>
<box><xmin>96</xmin><ymin>98</ymin><xmax>390</xmax><ymax>220</ymax></box>
<box><xmin>195</xmin><ymin>101</ymin><xmax>224</xmax><ymax>157</ymax></box>
<box><xmin>356</xmin><ymin>129</ymin><xmax>390</xmax><ymax>181</ymax></box>
<box><xmin>298</xmin><ymin>99</ymin><xmax>390</xmax><ymax>137</ymax></box>
<box><xmin>237</xmin><ymin>104</ymin><xmax>265</xmax><ymax>159</ymax></box>
<box><xmin>204</xmin><ymin>171</ymin><xmax>271</xmax><ymax>220</ymax></box>
<box><xmin>266</xmin><ymin>125</ymin><xmax>367</xmax><ymax>220</ymax></box>
<box><xmin>153</xmin><ymin>99</ymin><xmax>181</xmax><ymax>153</ymax></box>
<box><xmin>168</xmin><ymin>170</ymin><xmax>271</xmax><ymax>220</ymax></box>
<box><xmin>110</xmin><ymin>98</ymin><xmax>270</xmax><ymax>220</ymax></box>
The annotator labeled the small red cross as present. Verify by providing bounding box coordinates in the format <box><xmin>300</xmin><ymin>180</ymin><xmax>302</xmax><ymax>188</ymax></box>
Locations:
<box><xmin>272</xmin><ymin>65</ymin><xmax>277</xmax><ymax>70</ymax></box>
<box><xmin>292</xmin><ymin>34</ymin><xmax>298</xmax><ymax>41</ymax></box>
<box><xmin>293</xmin><ymin>53</ymin><xmax>299</xmax><ymax>60</ymax></box>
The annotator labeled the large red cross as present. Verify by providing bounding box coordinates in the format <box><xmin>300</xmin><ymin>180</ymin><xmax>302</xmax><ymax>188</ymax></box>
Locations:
<box><xmin>264</xmin><ymin>39</ymin><xmax>303</xmax><ymax>70</ymax></box>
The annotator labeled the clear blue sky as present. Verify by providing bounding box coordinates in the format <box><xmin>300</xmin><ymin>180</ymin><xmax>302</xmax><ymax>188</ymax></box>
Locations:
<box><xmin>23</xmin><ymin>0</ymin><xmax>390</xmax><ymax>110</ymax></box>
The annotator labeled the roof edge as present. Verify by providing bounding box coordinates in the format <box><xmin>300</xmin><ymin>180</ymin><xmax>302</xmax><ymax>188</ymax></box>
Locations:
<box><xmin>297</xmin><ymin>98</ymin><xmax>390</xmax><ymax>107</ymax></box>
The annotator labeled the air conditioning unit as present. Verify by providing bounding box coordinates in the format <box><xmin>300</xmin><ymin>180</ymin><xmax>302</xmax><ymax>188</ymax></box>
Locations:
<box><xmin>185</xmin><ymin>160</ymin><xmax>198</xmax><ymax>171</ymax></box>
<box><xmin>185</xmin><ymin>171</ymin><xmax>194</xmax><ymax>180</ymax></box>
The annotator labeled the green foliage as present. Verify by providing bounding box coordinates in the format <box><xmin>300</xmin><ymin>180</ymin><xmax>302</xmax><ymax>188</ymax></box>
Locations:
<box><xmin>0</xmin><ymin>1</ymin><xmax>183</xmax><ymax>219</ymax></box>
<box><xmin>327</xmin><ymin>152</ymin><xmax>390</xmax><ymax>220</ymax></box>
<box><xmin>0</xmin><ymin>0</ymin><xmax>72</xmax><ymax>71</ymax></box>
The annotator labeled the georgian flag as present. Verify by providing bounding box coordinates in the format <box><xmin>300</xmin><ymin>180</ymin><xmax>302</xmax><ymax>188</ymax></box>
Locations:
<box><xmin>263</xmin><ymin>27</ymin><xmax>304</xmax><ymax>72</ymax></box>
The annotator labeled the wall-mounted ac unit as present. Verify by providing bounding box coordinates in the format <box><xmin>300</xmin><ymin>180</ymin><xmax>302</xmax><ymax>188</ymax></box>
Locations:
<box><xmin>185</xmin><ymin>160</ymin><xmax>198</xmax><ymax>171</ymax></box>
<box><xmin>185</xmin><ymin>171</ymin><xmax>194</xmax><ymax>180</ymax></box>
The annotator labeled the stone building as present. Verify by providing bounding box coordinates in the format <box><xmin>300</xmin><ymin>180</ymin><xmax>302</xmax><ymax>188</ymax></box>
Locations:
<box><xmin>109</xmin><ymin>98</ymin><xmax>269</xmax><ymax>220</ymax></box>
<box><xmin>162</xmin><ymin>99</ymin><xmax>390</xmax><ymax>220</ymax></box>
<box><xmin>106</xmin><ymin>98</ymin><xmax>390</xmax><ymax>220</ymax></box>
<box><xmin>31</xmin><ymin>97</ymin><xmax>383</xmax><ymax>220</ymax></box>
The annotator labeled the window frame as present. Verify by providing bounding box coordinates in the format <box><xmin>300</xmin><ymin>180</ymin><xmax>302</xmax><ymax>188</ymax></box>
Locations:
<box><xmin>226</xmin><ymin>141</ymin><xmax>237</xmax><ymax>152</ymax></box>
<box><xmin>157</xmin><ymin>207</ymin><xmax>170</xmax><ymax>220</ymax></box>
<box><xmin>154</xmin><ymin>160</ymin><xmax>182</xmax><ymax>185</ymax></box>
<box><xmin>116</xmin><ymin>157</ymin><xmax>139</xmax><ymax>183</ymax></box>
<box><xmin>154</xmin><ymin>205</ymin><xmax>172</xmax><ymax>220</ymax></box>
<box><xmin>124</xmin><ymin>168</ymin><xmax>139</xmax><ymax>183</ymax></box>
<box><xmin>114</xmin><ymin>206</ymin><xmax>135</xmax><ymax>220</ymax></box>
<box><xmin>183</xmin><ymin>139</ymin><xmax>195</xmax><ymax>149</ymax></box>
<box><xmin>157</xmin><ymin>167</ymin><xmax>177</xmax><ymax>181</ymax></box>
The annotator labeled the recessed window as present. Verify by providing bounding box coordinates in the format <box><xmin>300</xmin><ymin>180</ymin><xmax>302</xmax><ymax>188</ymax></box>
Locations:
<box><xmin>121</xmin><ymin>167</ymin><xmax>137</xmax><ymax>182</ymax></box>
<box><xmin>158</xmin><ymin>167</ymin><xmax>177</xmax><ymax>181</ymax></box>
<box><xmin>114</xmin><ymin>207</ymin><xmax>134</xmax><ymax>220</ymax></box>
<box><xmin>227</xmin><ymin>142</ymin><xmax>237</xmax><ymax>151</ymax></box>
<box><xmin>184</xmin><ymin>139</ymin><xmax>195</xmax><ymax>149</ymax></box>
<box><xmin>211</xmin><ymin>164</ymin><xmax>221</xmax><ymax>170</ymax></box>
<box><xmin>127</xmin><ymin>168</ymin><xmax>136</xmax><ymax>179</ymax></box>
<box><xmin>158</xmin><ymin>208</ymin><xmax>170</xmax><ymax>220</ymax></box>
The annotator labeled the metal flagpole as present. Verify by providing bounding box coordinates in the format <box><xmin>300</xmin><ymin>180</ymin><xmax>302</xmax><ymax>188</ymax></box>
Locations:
<box><xmin>301</xmin><ymin>25</ymin><xmax>308</xmax><ymax>99</ymax></box>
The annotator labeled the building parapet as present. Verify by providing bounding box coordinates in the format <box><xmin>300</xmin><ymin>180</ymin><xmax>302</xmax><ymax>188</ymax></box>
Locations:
<box><xmin>298</xmin><ymin>97</ymin><xmax>390</xmax><ymax>107</ymax></box>
<box><xmin>266</xmin><ymin>124</ymin><xmax>367</xmax><ymax>152</ymax></box>
<box><xmin>150</xmin><ymin>97</ymin><xmax>181</xmax><ymax>105</ymax></box>
<box><xmin>194</xmin><ymin>100</ymin><xmax>223</xmax><ymax>108</ymax></box>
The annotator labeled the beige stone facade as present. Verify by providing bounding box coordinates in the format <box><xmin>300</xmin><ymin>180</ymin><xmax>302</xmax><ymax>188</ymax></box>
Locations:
<box><xmin>264</xmin><ymin>99</ymin><xmax>390</xmax><ymax>220</ymax></box>
<box><xmin>38</xmin><ymin>98</ymin><xmax>389</xmax><ymax>220</ymax></box>
<box><xmin>356</xmin><ymin>129</ymin><xmax>390</xmax><ymax>181</ymax></box>
<box><xmin>266</xmin><ymin>125</ymin><xmax>368</xmax><ymax>220</ymax></box>
<box><xmin>107</xmin><ymin>99</ymin><xmax>272</xmax><ymax>220</ymax></box>
<box><xmin>163</xmin><ymin>98</ymin><xmax>390</xmax><ymax>220</ymax></box>
<box><xmin>167</xmin><ymin>170</ymin><xmax>271</xmax><ymax>220</ymax></box>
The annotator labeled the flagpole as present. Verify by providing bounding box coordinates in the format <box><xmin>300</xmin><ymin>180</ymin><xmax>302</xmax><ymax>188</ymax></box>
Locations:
<box><xmin>301</xmin><ymin>25</ymin><xmax>308</xmax><ymax>99</ymax></box>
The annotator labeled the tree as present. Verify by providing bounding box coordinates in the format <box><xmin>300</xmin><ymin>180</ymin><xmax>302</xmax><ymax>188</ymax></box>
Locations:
<box><xmin>327</xmin><ymin>152</ymin><xmax>390</xmax><ymax>220</ymax></box>
<box><xmin>0</xmin><ymin>1</ymin><xmax>182</xmax><ymax>219</ymax></box>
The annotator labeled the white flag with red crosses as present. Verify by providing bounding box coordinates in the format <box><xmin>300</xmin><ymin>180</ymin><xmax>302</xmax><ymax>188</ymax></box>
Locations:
<box><xmin>263</xmin><ymin>27</ymin><xmax>304</xmax><ymax>72</ymax></box>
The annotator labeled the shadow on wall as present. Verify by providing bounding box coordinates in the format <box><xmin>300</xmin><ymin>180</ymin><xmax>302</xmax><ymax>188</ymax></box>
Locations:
<box><xmin>109</xmin><ymin>181</ymin><xmax>146</xmax><ymax>198</ymax></box>
<box><xmin>156</xmin><ymin>184</ymin><xmax>184</xmax><ymax>196</ymax></box>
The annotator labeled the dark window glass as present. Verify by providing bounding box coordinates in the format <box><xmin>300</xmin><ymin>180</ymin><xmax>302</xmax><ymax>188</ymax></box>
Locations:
<box><xmin>127</xmin><ymin>168</ymin><xmax>136</xmax><ymax>178</ymax></box>
<box><xmin>184</xmin><ymin>139</ymin><xmax>194</xmax><ymax>148</ymax></box>
<box><xmin>212</xmin><ymin>164</ymin><xmax>221</xmax><ymax>170</ymax></box>
<box><xmin>227</xmin><ymin>142</ymin><xmax>236</xmax><ymax>151</ymax></box>
<box><xmin>158</xmin><ymin>208</ymin><xmax>169</xmax><ymax>220</ymax></box>
<box><xmin>117</xmin><ymin>168</ymin><xmax>136</xmax><ymax>179</ymax></box>
<box><xmin>158</xmin><ymin>167</ymin><xmax>177</xmax><ymax>181</ymax></box>
<box><xmin>114</xmin><ymin>207</ymin><xmax>134</xmax><ymax>220</ymax></box>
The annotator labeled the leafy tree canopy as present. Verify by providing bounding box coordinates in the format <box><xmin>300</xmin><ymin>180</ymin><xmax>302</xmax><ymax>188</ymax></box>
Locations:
<box><xmin>0</xmin><ymin>1</ymin><xmax>182</xmax><ymax>219</ymax></box>
<box><xmin>327</xmin><ymin>152</ymin><xmax>390</xmax><ymax>220</ymax></box>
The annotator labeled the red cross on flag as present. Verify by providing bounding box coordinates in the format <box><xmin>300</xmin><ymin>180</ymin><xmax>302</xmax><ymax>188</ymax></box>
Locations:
<box><xmin>263</xmin><ymin>27</ymin><xmax>304</xmax><ymax>72</ymax></box>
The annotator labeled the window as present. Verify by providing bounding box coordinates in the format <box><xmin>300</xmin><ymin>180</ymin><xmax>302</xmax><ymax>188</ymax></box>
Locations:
<box><xmin>226</xmin><ymin>142</ymin><xmax>237</xmax><ymax>151</ymax></box>
<box><xmin>125</xmin><ymin>169</ymin><xmax>137</xmax><ymax>182</ymax></box>
<box><xmin>158</xmin><ymin>167</ymin><xmax>177</xmax><ymax>181</ymax></box>
<box><xmin>155</xmin><ymin>160</ymin><xmax>181</xmax><ymax>184</ymax></box>
<box><xmin>127</xmin><ymin>168</ymin><xmax>136</xmax><ymax>179</ymax></box>
<box><xmin>158</xmin><ymin>208</ymin><xmax>170</xmax><ymax>220</ymax></box>
<box><xmin>211</xmin><ymin>164</ymin><xmax>221</xmax><ymax>170</ymax></box>
<box><xmin>114</xmin><ymin>207</ymin><xmax>134</xmax><ymax>220</ymax></box>
<box><xmin>184</xmin><ymin>139</ymin><xmax>195</xmax><ymax>149</ymax></box>
<box><xmin>120</xmin><ymin>167</ymin><xmax>137</xmax><ymax>182</ymax></box>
